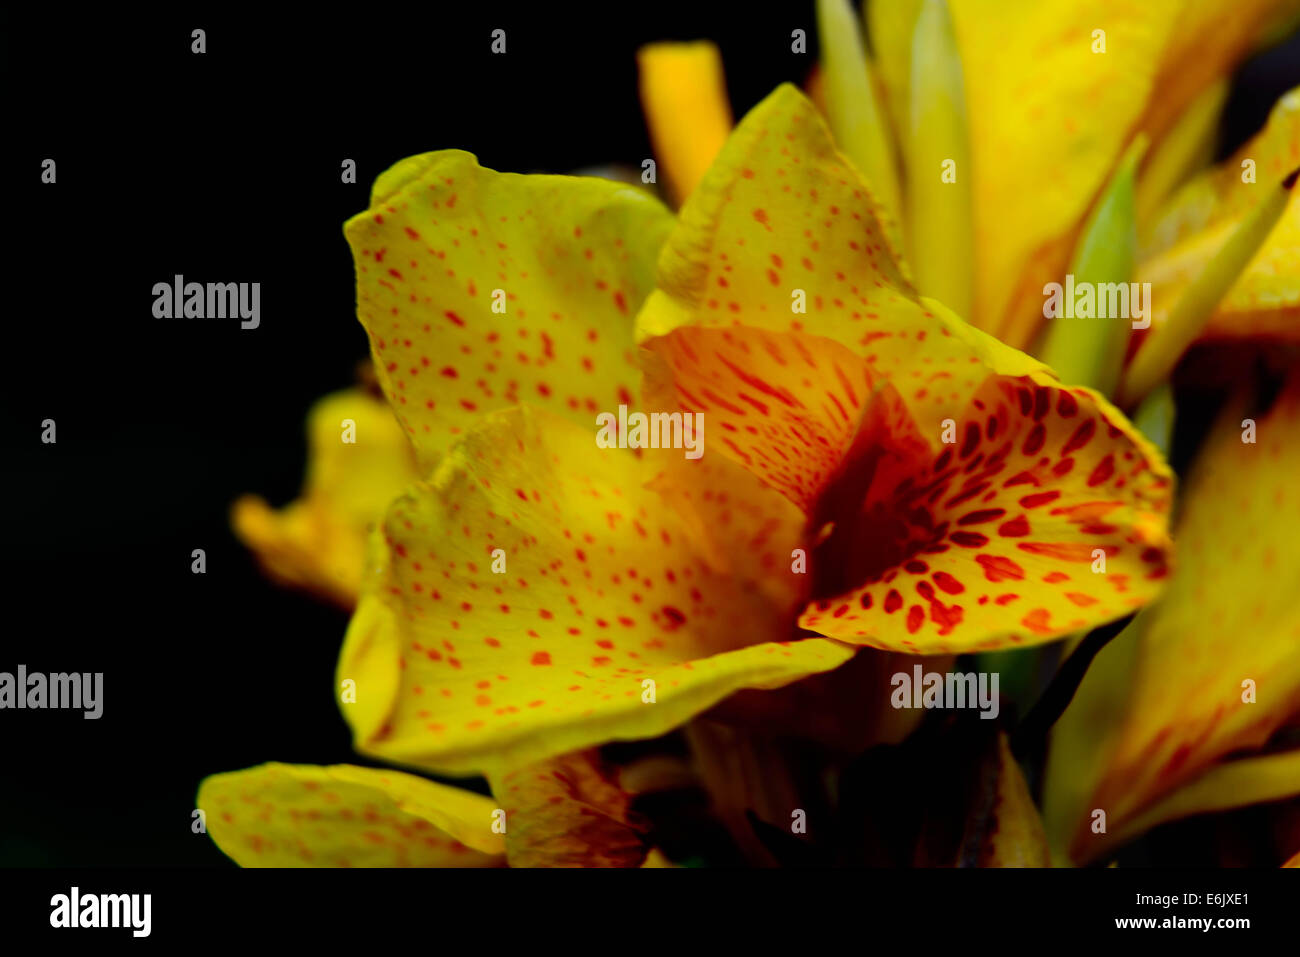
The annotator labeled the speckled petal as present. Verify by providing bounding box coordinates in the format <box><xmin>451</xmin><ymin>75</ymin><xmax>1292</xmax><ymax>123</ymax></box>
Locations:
<box><xmin>345</xmin><ymin>150</ymin><xmax>673</xmax><ymax>472</ymax></box>
<box><xmin>341</xmin><ymin>406</ymin><xmax>854</xmax><ymax>777</ymax></box>
<box><xmin>197</xmin><ymin>763</ymin><xmax>503</xmax><ymax>867</ymax></box>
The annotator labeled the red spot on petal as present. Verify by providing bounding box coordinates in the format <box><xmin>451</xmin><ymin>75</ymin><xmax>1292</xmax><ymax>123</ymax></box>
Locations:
<box><xmin>1021</xmin><ymin>608</ymin><xmax>1054</xmax><ymax>635</ymax></box>
<box><xmin>958</xmin><ymin>508</ymin><xmax>1006</xmax><ymax>526</ymax></box>
<box><xmin>998</xmin><ymin>516</ymin><xmax>1031</xmax><ymax>537</ymax></box>
<box><xmin>1087</xmin><ymin>454</ymin><xmax>1115</xmax><ymax>487</ymax></box>
<box><xmin>1017</xmin><ymin>541</ymin><xmax>1096</xmax><ymax>562</ymax></box>
<box><xmin>933</xmin><ymin>572</ymin><xmax>965</xmax><ymax>594</ymax></box>
<box><xmin>659</xmin><ymin>606</ymin><xmax>687</xmax><ymax>630</ymax></box>
<box><xmin>1021</xmin><ymin>423</ymin><xmax>1046</xmax><ymax>456</ymax></box>
<box><xmin>1019</xmin><ymin>490</ymin><xmax>1061</xmax><ymax>509</ymax></box>
<box><xmin>976</xmin><ymin>554</ymin><xmax>1026</xmax><ymax>582</ymax></box>
<box><xmin>1062</xmin><ymin>419</ymin><xmax>1096</xmax><ymax>455</ymax></box>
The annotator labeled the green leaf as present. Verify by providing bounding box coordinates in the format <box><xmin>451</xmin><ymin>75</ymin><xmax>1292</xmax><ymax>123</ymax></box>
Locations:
<box><xmin>1037</xmin><ymin>136</ymin><xmax>1146</xmax><ymax>396</ymax></box>
<box><xmin>815</xmin><ymin>0</ymin><xmax>903</xmax><ymax>245</ymax></box>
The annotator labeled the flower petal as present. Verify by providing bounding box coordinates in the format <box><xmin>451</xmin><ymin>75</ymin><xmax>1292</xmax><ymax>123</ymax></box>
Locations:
<box><xmin>489</xmin><ymin>750</ymin><xmax>649</xmax><ymax>867</ymax></box>
<box><xmin>231</xmin><ymin>387</ymin><xmax>419</xmax><ymax>608</ymax></box>
<box><xmin>633</xmin><ymin>82</ymin><xmax>1046</xmax><ymax>413</ymax></box>
<box><xmin>637</xmin><ymin>42</ymin><xmax>733</xmax><ymax>207</ymax></box>
<box><xmin>636</xmin><ymin>364</ymin><xmax>810</xmax><ymax>614</ymax></box>
<box><xmin>1046</xmin><ymin>372</ymin><xmax>1300</xmax><ymax>862</ymax></box>
<box><xmin>1120</xmin><ymin>167</ymin><xmax>1294</xmax><ymax>407</ymax></box>
<box><xmin>639</xmin><ymin>318</ymin><xmax>1172</xmax><ymax>653</ymax></box>
<box><xmin>960</xmin><ymin>733</ymin><xmax>1051</xmax><ymax>867</ymax></box>
<box><xmin>197</xmin><ymin>762</ymin><xmax>503</xmax><ymax>867</ymax></box>
<box><xmin>907</xmin><ymin>0</ymin><xmax>975</xmax><ymax>319</ymax></box>
<box><xmin>706</xmin><ymin>647</ymin><xmax>944</xmax><ymax>752</ymax></box>
<box><xmin>865</xmin><ymin>0</ymin><xmax>922</xmax><ymax>160</ymax></box>
<box><xmin>947</xmin><ymin>0</ymin><xmax>1174</xmax><ymax>344</ymax></box>
<box><xmin>1037</xmin><ymin>136</ymin><xmax>1144</xmax><ymax>396</ymax></box>
<box><xmin>1137</xmin><ymin>89</ymin><xmax>1300</xmax><ymax>341</ymax></box>
<box><xmin>344</xmin><ymin>151</ymin><xmax>674</xmax><ymax>471</ymax></box>
<box><xmin>336</xmin><ymin>572</ymin><xmax>404</xmax><ymax>744</ymax></box>
<box><xmin>642</xmin><ymin>324</ymin><xmax>890</xmax><ymax>514</ymax></box>
<box><xmin>1108</xmin><ymin>750</ymin><xmax>1300</xmax><ymax>852</ymax></box>
<box><xmin>342</xmin><ymin>406</ymin><xmax>854</xmax><ymax>776</ymax></box>
<box><xmin>1136</xmin><ymin>0</ymin><xmax>1299</xmax><ymax>146</ymax></box>
<box><xmin>630</xmin><ymin>83</ymin><xmax>1172</xmax><ymax>652</ymax></box>
<box><xmin>635</xmin><ymin>83</ymin><xmax>920</xmax><ymax>353</ymax></box>
<box><xmin>797</xmin><ymin>370</ymin><xmax>1172</xmax><ymax>652</ymax></box>
<box><xmin>816</xmin><ymin>0</ymin><xmax>904</xmax><ymax>247</ymax></box>
<box><xmin>1133</xmin><ymin>80</ymin><xmax>1228</xmax><ymax>227</ymax></box>
<box><xmin>641</xmin><ymin>848</ymin><xmax>676</xmax><ymax>867</ymax></box>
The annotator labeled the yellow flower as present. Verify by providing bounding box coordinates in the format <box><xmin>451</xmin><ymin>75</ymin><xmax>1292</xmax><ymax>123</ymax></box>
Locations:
<box><xmin>213</xmin><ymin>1</ymin><xmax>1300</xmax><ymax>865</ymax></box>
<box><xmin>206</xmin><ymin>83</ymin><xmax>1175</xmax><ymax>866</ymax></box>
<box><xmin>333</xmin><ymin>84</ymin><xmax>1171</xmax><ymax>786</ymax></box>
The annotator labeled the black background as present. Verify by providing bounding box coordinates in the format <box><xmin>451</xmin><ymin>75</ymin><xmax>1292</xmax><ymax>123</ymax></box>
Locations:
<box><xmin>3</xmin><ymin>4</ymin><xmax>1299</xmax><ymax>867</ymax></box>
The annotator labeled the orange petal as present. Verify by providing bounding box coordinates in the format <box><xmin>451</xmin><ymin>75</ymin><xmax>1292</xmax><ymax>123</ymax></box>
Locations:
<box><xmin>489</xmin><ymin>750</ymin><xmax>649</xmax><ymax>867</ymax></box>
<box><xmin>636</xmin><ymin>374</ymin><xmax>810</xmax><ymax>616</ymax></box>
<box><xmin>643</xmin><ymin>324</ymin><xmax>884</xmax><ymax>514</ymax></box>
<box><xmin>344</xmin><ymin>150</ymin><xmax>674</xmax><ymax>472</ymax></box>
<box><xmin>797</xmin><ymin>370</ymin><xmax>1172</xmax><ymax>652</ymax></box>
<box><xmin>641</xmin><ymin>324</ymin><xmax>1171</xmax><ymax>653</ymax></box>
<box><xmin>637</xmin><ymin>42</ymin><xmax>733</xmax><ymax>207</ymax></box>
